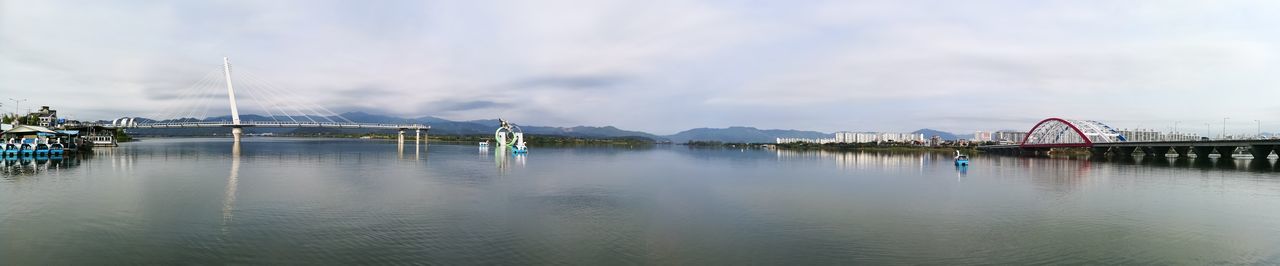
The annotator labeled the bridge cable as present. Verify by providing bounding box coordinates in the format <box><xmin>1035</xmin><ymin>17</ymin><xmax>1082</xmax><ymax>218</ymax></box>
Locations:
<box><xmin>174</xmin><ymin>69</ymin><xmax>220</xmax><ymax>122</ymax></box>
<box><xmin>238</xmin><ymin>71</ymin><xmax>317</xmax><ymax>123</ymax></box>
<box><xmin>186</xmin><ymin>75</ymin><xmax>221</xmax><ymax>123</ymax></box>
<box><xmin>240</xmin><ymin>69</ymin><xmax>350</xmax><ymax>124</ymax></box>
<box><xmin>238</xmin><ymin>71</ymin><xmax>324</xmax><ymax>123</ymax></box>
<box><xmin>150</xmin><ymin>68</ymin><xmax>221</xmax><ymax>122</ymax></box>
<box><xmin>236</xmin><ymin>78</ymin><xmax>288</xmax><ymax>123</ymax></box>
<box><xmin>236</xmin><ymin>75</ymin><xmax>300</xmax><ymax>123</ymax></box>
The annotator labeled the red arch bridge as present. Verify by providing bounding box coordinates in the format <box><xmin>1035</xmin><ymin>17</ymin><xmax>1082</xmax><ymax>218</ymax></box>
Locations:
<box><xmin>976</xmin><ymin>118</ymin><xmax>1280</xmax><ymax>158</ymax></box>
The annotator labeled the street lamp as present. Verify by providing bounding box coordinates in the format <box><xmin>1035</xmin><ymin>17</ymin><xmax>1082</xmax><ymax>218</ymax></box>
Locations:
<box><xmin>8</xmin><ymin>98</ymin><xmax>25</xmax><ymax>116</ymax></box>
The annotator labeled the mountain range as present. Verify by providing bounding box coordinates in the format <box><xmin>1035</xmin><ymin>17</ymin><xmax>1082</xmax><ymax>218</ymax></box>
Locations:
<box><xmin>120</xmin><ymin>112</ymin><xmax>965</xmax><ymax>143</ymax></box>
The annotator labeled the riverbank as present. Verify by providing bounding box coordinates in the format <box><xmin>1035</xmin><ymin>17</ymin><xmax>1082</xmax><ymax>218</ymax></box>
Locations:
<box><xmin>697</xmin><ymin>141</ymin><xmax>978</xmax><ymax>153</ymax></box>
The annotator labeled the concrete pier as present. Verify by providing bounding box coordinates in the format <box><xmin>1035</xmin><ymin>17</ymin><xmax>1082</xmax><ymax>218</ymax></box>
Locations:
<box><xmin>1217</xmin><ymin>146</ymin><xmax>1236</xmax><ymax>159</ymax></box>
<box><xmin>1250</xmin><ymin>145</ymin><xmax>1274</xmax><ymax>158</ymax></box>
<box><xmin>1150</xmin><ymin>146</ymin><xmax>1170</xmax><ymax>157</ymax></box>
<box><xmin>1193</xmin><ymin>146</ymin><xmax>1215</xmax><ymax>158</ymax></box>
<box><xmin>231</xmin><ymin>127</ymin><xmax>243</xmax><ymax>143</ymax></box>
<box><xmin>397</xmin><ymin>129</ymin><xmax>406</xmax><ymax>147</ymax></box>
<box><xmin>1114</xmin><ymin>147</ymin><xmax>1137</xmax><ymax>157</ymax></box>
<box><xmin>1173</xmin><ymin>146</ymin><xmax>1190</xmax><ymax>158</ymax></box>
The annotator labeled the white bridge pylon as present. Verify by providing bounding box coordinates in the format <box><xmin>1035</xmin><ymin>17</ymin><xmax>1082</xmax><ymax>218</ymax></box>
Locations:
<box><xmin>110</xmin><ymin>58</ymin><xmax>428</xmax><ymax>143</ymax></box>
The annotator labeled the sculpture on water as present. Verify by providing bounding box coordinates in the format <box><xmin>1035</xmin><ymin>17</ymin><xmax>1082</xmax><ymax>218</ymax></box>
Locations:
<box><xmin>495</xmin><ymin>119</ymin><xmax>527</xmax><ymax>153</ymax></box>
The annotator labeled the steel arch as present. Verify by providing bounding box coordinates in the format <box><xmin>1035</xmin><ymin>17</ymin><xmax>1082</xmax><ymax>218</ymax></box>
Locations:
<box><xmin>1021</xmin><ymin>118</ymin><xmax>1125</xmax><ymax>147</ymax></box>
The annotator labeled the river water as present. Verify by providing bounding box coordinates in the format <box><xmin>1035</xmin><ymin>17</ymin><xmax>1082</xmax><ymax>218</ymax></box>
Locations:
<box><xmin>3</xmin><ymin>138</ymin><xmax>1280</xmax><ymax>264</ymax></box>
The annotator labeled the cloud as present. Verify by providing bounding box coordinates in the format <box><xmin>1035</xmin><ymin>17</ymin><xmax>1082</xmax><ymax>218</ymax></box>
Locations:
<box><xmin>421</xmin><ymin>100</ymin><xmax>511</xmax><ymax>113</ymax></box>
<box><xmin>3</xmin><ymin>0</ymin><xmax>1280</xmax><ymax>134</ymax></box>
<box><xmin>513</xmin><ymin>75</ymin><xmax>628</xmax><ymax>90</ymax></box>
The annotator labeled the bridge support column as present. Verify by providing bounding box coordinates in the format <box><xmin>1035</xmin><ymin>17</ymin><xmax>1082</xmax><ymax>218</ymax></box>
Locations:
<box><xmin>1218</xmin><ymin>146</ymin><xmax>1237</xmax><ymax>159</ymax></box>
<box><xmin>415</xmin><ymin>129</ymin><xmax>420</xmax><ymax>146</ymax></box>
<box><xmin>1114</xmin><ymin>147</ymin><xmax>1136</xmax><ymax>157</ymax></box>
<box><xmin>1149</xmin><ymin>146</ymin><xmax>1170</xmax><ymax>157</ymax></box>
<box><xmin>1250</xmin><ymin>145</ymin><xmax>1274</xmax><ymax>159</ymax></box>
<box><xmin>1090</xmin><ymin>147</ymin><xmax>1109</xmax><ymax>156</ymax></box>
<box><xmin>1173</xmin><ymin>146</ymin><xmax>1190</xmax><ymax>158</ymax></box>
<box><xmin>231</xmin><ymin>127</ymin><xmax>243</xmax><ymax>143</ymax></box>
<box><xmin>397</xmin><ymin>129</ymin><xmax>406</xmax><ymax>147</ymax></box>
<box><xmin>1141</xmin><ymin>146</ymin><xmax>1162</xmax><ymax>156</ymax></box>
<box><xmin>1193</xmin><ymin>146</ymin><xmax>1215</xmax><ymax>158</ymax></box>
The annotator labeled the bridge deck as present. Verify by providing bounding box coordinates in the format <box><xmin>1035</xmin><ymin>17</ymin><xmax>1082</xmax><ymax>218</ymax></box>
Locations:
<box><xmin>979</xmin><ymin>139</ymin><xmax>1280</xmax><ymax>150</ymax></box>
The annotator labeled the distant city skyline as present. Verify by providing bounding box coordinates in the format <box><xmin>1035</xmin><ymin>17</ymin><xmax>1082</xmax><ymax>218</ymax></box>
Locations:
<box><xmin>3</xmin><ymin>1</ymin><xmax>1280</xmax><ymax>135</ymax></box>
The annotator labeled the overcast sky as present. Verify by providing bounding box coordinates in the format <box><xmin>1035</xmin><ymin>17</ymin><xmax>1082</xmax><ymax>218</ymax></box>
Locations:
<box><xmin>2</xmin><ymin>0</ymin><xmax>1280</xmax><ymax>135</ymax></box>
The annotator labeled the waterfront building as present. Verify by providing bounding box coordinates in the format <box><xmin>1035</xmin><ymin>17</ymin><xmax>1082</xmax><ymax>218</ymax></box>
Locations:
<box><xmin>994</xmin><ymin>130</ymin><xmax>1027</xmax><ymax>144</ymax></box>
<box><xmin>927</xmin><ymin>135</ymin><xmax>943</xmax><ymax>146</ymax></box>
<box><xmin>973</xmin><ymin>131</ymin><xmax>993</xmax><ymax>142</ymax></box>
<box><xmin>776</xmin><ymin>137</ymin><xmax>837</xmax><ymax>144</ymax></box>
<box><xmin>1115</xmin><ymin>128</ymin><xmax>1200</xmax><ymax>141</ymax></box>
<box><xmin>33</xmin><ymin>106</ymin><xmax>58</xmax><ymax>128</ymax></box>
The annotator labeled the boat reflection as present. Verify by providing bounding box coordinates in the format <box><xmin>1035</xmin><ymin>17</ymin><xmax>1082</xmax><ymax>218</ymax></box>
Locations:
<box><xmin>1</xmin><ymin>153</ymin><xmax>84</xmax><ymax>178</ymax></box>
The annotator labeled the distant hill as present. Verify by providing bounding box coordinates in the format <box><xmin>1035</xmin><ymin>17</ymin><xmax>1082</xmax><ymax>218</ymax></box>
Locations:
<box><xmin>120</xmin><ymin>112</ymin><xmax>980</xmax><ymax>144</ymax></box>
<box><xmin>124</xmin><ymin>112</ymin><xmax>665</xmax><ymax>142</ymax></box>
<box><xmin>666</xmin><ymin>126</ymin><xmax>831</xmax><ymax>143</ymax></box>
<box><xmin>913</xmin><ymin>128</ymin><xmax>958</xmax><ymax>140</ymax></box>
<box><xmin>523</xmin><ymin>125</ymin><xmax>669</xmax><ymax>142</ymax></box>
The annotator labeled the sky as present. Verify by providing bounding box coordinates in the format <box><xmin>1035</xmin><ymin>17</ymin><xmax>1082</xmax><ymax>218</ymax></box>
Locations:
<box><xmin>2</xmin><ymin>0</ymin><xmax>1280</xmax><ymax>135</ymax></box>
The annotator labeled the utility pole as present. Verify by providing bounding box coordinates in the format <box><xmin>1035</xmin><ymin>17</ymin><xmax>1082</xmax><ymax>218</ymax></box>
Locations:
<box><xmin>8</xmin><ymin>98</ymin><xmax>25</xmax><ymax>116</ymax></box>
<box><xmin>1223</xmin><ymin>117</ymin><xmax>1230</xmax><ymax>139</ymax></box>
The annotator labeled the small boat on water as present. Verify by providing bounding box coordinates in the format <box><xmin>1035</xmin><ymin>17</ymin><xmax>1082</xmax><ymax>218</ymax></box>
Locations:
<box><xmin>1</xmin><ymin>140</ymin><xmax>14</xmax><ymax>158</ymax></box>
<box><xmin>18</xmin><ymin>139</ymin><xmax>35</xmax><ymax>157</ymax></box>
<box><xmin>954</xmin><ymin>150</ymin><xmax>970</xmax><ymax>166</ymax></box>
<box><xmin>49</xmin><ymin>141</ymin><xmax>65</xmax><ymax>156</ymax></box>
<box><xmin>34</xmin><ymin>141</ymin><xmax>50</xmax><ymax>156</ymax></box>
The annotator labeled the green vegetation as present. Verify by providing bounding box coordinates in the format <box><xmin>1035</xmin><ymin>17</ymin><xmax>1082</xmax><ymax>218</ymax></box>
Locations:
<box><xmin>115</xmin><ymin>130</ymin><xmax>134</xmax><ymax>142</ymax></box>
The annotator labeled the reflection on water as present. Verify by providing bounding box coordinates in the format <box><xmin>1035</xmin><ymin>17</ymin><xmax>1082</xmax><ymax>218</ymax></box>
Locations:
<box><xmin>490</xmin><ymin>146</ymin><xmax>526</xmax><ymax>173</ymax></box>
<box><xmin>1</xmin><ymin>155</ymin><xmax>84</xmax><ymax>178</ymax></box>
<box><xmin>221</xmin><ymin>142</ymin><xmax>240</xmax><ymax>235</ymax></box>
<box><xmin>6</xmin><ymin>139</ymin><xmax>1280</xmax><ymax>264</ymax></box>
<box><xmin>775</xmin><ymin>149</ymin><xmax>926</xmax><ymax>172</ymax></box>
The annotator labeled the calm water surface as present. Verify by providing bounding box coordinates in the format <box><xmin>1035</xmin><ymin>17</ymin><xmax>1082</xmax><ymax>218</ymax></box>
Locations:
<box><xmin>4</xmin><ymin>138</ymin><xmax>1280</xmax><ymax>264</ymax></box>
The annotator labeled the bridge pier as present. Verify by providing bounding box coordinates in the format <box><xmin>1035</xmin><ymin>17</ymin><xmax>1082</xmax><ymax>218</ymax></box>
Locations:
<box><xmin>398</xmin><ymin>129</ymin><xmax>406</xmax><ymax>147</ymax></box>
<box><xmin>415</xmin><ymin>129</ymin><xmax>420</xmax><ymax>146</ymax></box>
<box><xmin>1218</xmin><ymin>146</ymin><xmax>1237</xmax><ymax>159</ymax></box>
<box><xmin>1173</xmin><ymin>146</ymin><xmax>1190</xmax><ymax>158</ymax></box>
<box><xmin>231</xmin><ymin>127</ymin><xmax>243</xmax><ymax>143</ymax></box>
<box><xmin>1250</xmin><ymin>145</ymin><xmax>1275</xmax><ymax>159</ymax></box>
<box><xmin>1114</xmin><ymin>147</ymin><xmax>1137</xmax><ymax>157</ymax></box>
<box><xmin>1090</xmin><ymin>147</ymin><xmax>1109</xmax><ymax>156</ymax></box>
<box><xmin>1193</xmin><ymin>146</ymin><xmax>1215</xmax><ymax>158</ymax></box>
<box><xmin>1149</xmin><ymin>146</ymin><xmax>1170</xmax><ymax>157</ymax></box>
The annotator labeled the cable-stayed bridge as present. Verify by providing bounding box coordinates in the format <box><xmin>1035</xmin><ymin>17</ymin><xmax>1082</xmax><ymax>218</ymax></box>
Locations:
<box><xmin>102</xmin><ymin>58</ymin><xmax>428</xmax><ymax>144</ymax></box>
